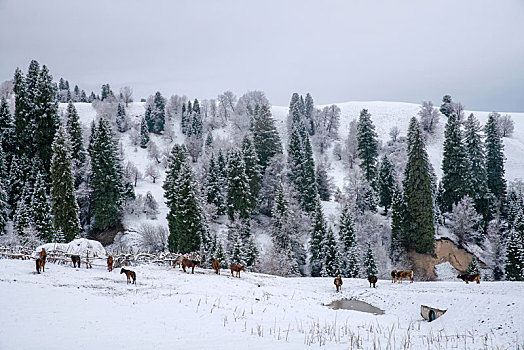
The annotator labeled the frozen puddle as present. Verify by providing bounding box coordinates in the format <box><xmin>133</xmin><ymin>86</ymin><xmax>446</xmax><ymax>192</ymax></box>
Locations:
<box><xmin>326</xmin><ymin>299</ymin><xmax>385</xmax><ymax>315</ymax></box>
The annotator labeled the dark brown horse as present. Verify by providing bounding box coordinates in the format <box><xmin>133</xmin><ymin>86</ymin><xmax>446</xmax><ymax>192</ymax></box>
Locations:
<box><xmin>182</xmin><ymin>258</ymin><xmax>201</xmax><ymax>274</ymax></box>
<box><xmin>230</xmin><ymin>264</ymin><xmax>245</xmax><ymax>278</ymax></box>
<box><xmin>120</xmin><ymin>268</ymin><xmax>136</xmax><ymax>284</ymax></box>
<box><xmin>107</xmin><ymin>255</ymin><xmax>114</xmax><ymax>272</ymax></box>
<box><xmin>71</xmin><ymin>255</ymin><xmax>81</xmax><ymax>268</ymax></box>
<box><xmin>212</xmin><ymin>258</ymin><xmax>220</xmax><ymax>274</ymax></box>
<box><xmin>368</xmin><ymin>275</ymin><xmax>378</xmax><ymax>288</ymax></box>
<box><xmin>334</xmin><ymin>275</ymin><xmax>343</xmax><ymax>292</ymax></box>
<box><xmin>36</xmin><ymin>248</ymin><xmax>47</xmax><ymax>274</ymax></box>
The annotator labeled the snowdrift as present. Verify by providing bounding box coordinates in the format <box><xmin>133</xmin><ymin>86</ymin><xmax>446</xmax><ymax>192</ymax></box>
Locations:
<box><xmin>33</xmin><ymin>238</ymin><xmax>106</xmax><ymax>258</ymax></box>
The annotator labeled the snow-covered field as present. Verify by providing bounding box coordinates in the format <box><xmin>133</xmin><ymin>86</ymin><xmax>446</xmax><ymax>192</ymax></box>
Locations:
<box><xmin>1</xmin><ymin>259</ymin><xmax>522</xmax><ymax>349</ymax></box>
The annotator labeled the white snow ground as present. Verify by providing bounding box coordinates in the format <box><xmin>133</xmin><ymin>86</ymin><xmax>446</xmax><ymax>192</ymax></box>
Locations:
<box><xmin>1</xmin><ymin>259</ymin><xmax>522</xmax><ymax>349</ymax></box>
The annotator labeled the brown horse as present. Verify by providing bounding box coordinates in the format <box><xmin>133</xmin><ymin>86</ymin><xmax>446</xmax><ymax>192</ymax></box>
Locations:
<box><xmin>368</xmin><ymin>275</ymin><xmax>378</xmax><ymax>288</ymax></box>
<box><xmin>71</xmin><ymin>255</ymin><xmax>81</xmax><ymax>268</ymax></box>
<box><xmin>334</xmin><ymin>275</ymin><xmax>343</xmax><ymax>292</ymax></box>
<box><xmin>395</xmin><ymin>270</ymin><xmax>414</xmax><ymax>283</ymax></box>
<box><xmin>391</xmin><ymin>270</ymin><xmax>397</xmax><ymax>283</ymax></box>
<box><xmin>120</xmin><ymin>268</ymin><xmax>136</xmax><ymax>284</ymax></box>
<box><xmin>212</xmin><ymin>258</ymin><xmax>220</xmax><ymax>274</ymax></box>
<box><xmin>230</xmin><ymin>264</ymin><xmax>245</xmax><ymax>278</ymax></box>
<box><xmin>182</xmin><ymin>258</ymin><xmax>201</xmax><ymax>274</ymax></box>
<box><xmin>36</xmin><ymin>248</ymin><xmax>47</xmax><ymax>274</ymax></box>
<box><xmin>107</xmin><ymin>255</ymin><xmax>114</xmax><ymax>272</ymax></box>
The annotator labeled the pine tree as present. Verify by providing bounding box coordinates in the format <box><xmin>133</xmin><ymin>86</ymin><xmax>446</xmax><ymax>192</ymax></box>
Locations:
<box><xmin>316</xmin><ymin>163</ymin><xmax>330</xmax><ymax>201</ymax></box>
<box><xmin>441</xmin><ymin>112</ymin><xmax>470</xmax><ymax>212</ymax></box>
<box><xmin>485</xmin><ymin>114</ymin><xmax>506</xmax><ymax>201</ymax></box>
<box><xmin>89</xmin><ymin>118</ymin><xmax>123</xmax><ymax>231</ymax></box>
<box><xmin>51</xmin><ymin>125</ymin><xmax>80</xmax><ymax>242</ymax></box>
<box><xmin>339</xmin><ymin>203</ymin><xmax>360</xmax><ymax>277</ymax></box>
<box><xmin>229</xmin><ymin>226</ymin><xmax>245</xmax><ymax>266</ymax></box>
<box><xmin>300</xmin><ymin>133</ymin><xmax>317</xmax><ymax>212</ymax></box>
<box><xmin>13</xmin><ymin>195</ymin><xmax>31</xmax><ymax>236</ymax></box>
<box><xmin>65</xmin><ymin>101</ymin><xmax>85</xmax><ymax>164</ymax></box>
<box><xmin>357</xmin><ymin>109</ymin><xmax>378</xmax><ymax>184</ymax></box>
<box><xmin>303</xmin><ymin>93</ymin><xmax>315</xmax><ymax>135</ymax></box>
<box><xmin>467</xmin><ymin>256</ymin><xmax>480</xmax><ymax>274</ymax></box>
<box><xmin>163</xmin><ymin>144</ymin><xmax>189</xmax><ymax>210</ymax></box>
<box><xmin>320</xmin><ymin>228</ymin><xmax>341</xmax><ymax>277</ymax></box>
<box><xmin>166</xmin><ymin>162</ymin><xmax>207</xmax><ymax>254</ymax></box>
<box><xmin>242</xmin><ymin>136</ymin><xmax>261</xmax><ymax>211</ymax></box>
<box><xmin>310</xmin><ymin>197</ymin><xmax>327</xmax><ymax>276</ymax></box>
<box><xmin>0</xmin><ymin>97</ymin><xmax>17</xmax><ymax>159</ymax></box>
<box><xmin>505</xmin><ymin>210</ymin><xmax>524</xmax><ymax>281</ymax></box>
<box><xmin>30</xmin><ymin>172</ymin><xmax>54</xmax><ymax>242</ymax></box>
<box><xmin>226</xmin><ymin>150</ymin><xmax>251</xmax><ymax>220</ymax></box>
<box><xmin>377</xmin><ymin>155</ymin><xmax>395</xmax><ymax>214</ymax></box>
<box><xmin>402</xmin><ymin>117</ymin><xmax>435</xmax><ymax>254</ymax></box>
<box><xmin>7</xmin><ymin>155</ymin><xmax>24</xmax><ymax>213</ymax></box>
<box><xmin>116</xmin><ymin>103</ymin><xmax>128</xmax><ymax>132</ymax></box>
<box><xmin>363</xmin><ymin>243</ymin><xmax>377</xmax><ymax>276</ymax></box>
<box><xmin>151</xmin><ymin>91</ymin><xmax>166</xmax><ymax>134</ymax></box>
<box><xmin>215</xmin><ymin>239</ymin><xmax>227</xmax><ymax>267</ymax></box>
<box><xmin>140</xmin><ymin>117</ymin><xmax>149</xmax><ymax>149</ymax></box>
<box><xmin>253</xmin><ymin>104</ymin><xmax>282</xmax><ymax>171</ymax></box>
<box><xmin>389</xmin><ymin>188</ymin><xmax>405</xmax><ymax>262</ymax></box>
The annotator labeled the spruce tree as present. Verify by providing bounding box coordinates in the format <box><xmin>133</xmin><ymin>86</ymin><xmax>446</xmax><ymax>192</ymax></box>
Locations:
<box><xmin>339</xmin><ymin>203</ymin><xmax>360</xmax><ymax>278</ymax></box>
<box><xmin>151</xmin><ymin>91</ymin><xmax>166</xmax><ymax>134</ymax></box>
<box><xmin>363</xmin><ymin>243</ymin><xmax>377</xmax><ymax>276</ymax></box>
<box><xmin>7</xmin><ymin>155</ymin><xmax>24</xmax><ymax>213</ymax></box>
<box><xmin>226</xmin><ymin>150</ymin><xmax>251</xmax><ymax>220</ymax></box>
<box><xmin>30</xmin><ymin>172</ymin><xmax>54</xmax><ymax>242</ymax></box>
<box><xmin>467</xmin><ymin>256</ymin><xmax>480</xmax><ymax>274</ymax></box>
<box><xmin>316</xmin><ymin>164</ymin><xmax>330</xmax><ymax>201</ymax></box>
<box><xmin>13</xmin><ymin>65</ymin><xmax>33</xmax><ymax>157</ymax></box>
<box><xmin>65</xmin><ymin>101</ymin><xmax>86</xmax><ymax>165</ymax></box>
<box><xmin>205</xmin><ymin>154</ymin><xmax>226</xmax><ymax>215</ymax></box>
<box><xmin>310</xmin><ymin>197</ymin><xmax>327</xmax><ymax>276</ymax></box>
<box><xmin>320</xmin><ymin>228</ymin><xmax>341</xmax><ymax>277</ymax></box>
<box><xmin>13</xmin><ymin>195</ymin><xmax>31</xmax><ymax>236</ymax></box>
<box><xmin>300</xmin><ymin>133</ymin><xmax>317</xmax><ymax>212</ymax></box>
<box><xmin>441</xmin><ymin>112</ymin><xmax>469</xmax><ymax>212</ymax></box>
<box><xmin>402</xmin><ymin>117</ymin><xmax>435</xmax><ymax>253</ymax></box>
<box><xmin>378</xmin><ymin>155</ymin><xmax>395</xmax><ymax>214</ymax></box>
<box><xmin>253</xmin><ymin>104</ymin><xmax>282</xmax><ymax>172</ymax></box>
<box><xmin>303</xmin><ymin>93</ymin><xmax>315</xmax><ymax>135</ymax></box>
<box><xmin>89</xmin><ymin>118</ymin><xmax>123</xmax><ymax>231</ymax></box>
<box><xmin>357</xmin><ymin>109</ymin><xmax>378</xmax><ymax>184</ymax></box>
<box><xmin>390</xmin><ymin>188</ymin><xmax>405</xmax><ymax>262</ymax></box>
<box><xmin>50</xmin><ymin>125</ymin><xmax>80</xmax><ymax>242</ymax></box>
<box><xmin>485</xmin><ymin>114</ymin><xmax>506</xmax><ymax>201</ymax></box>
<box><xmin>116</xmin><ymin>103</ymin><xmax>128</xmax><ymax>132</ymax></box>
<box><xmin>140</xmin><ymin>117</ymin><xmax>149</xmax><ymax>149</ymax></box>
<box><xmin>163</xmin><ymin>144</ymin><xmax>189</xmax><ymax>212</ymax></box>
<box><xmin>0</xmin><ymin>97</ymin><xmax>17</xmax><ymax>159</ymax></box>
<box><xmin>0</xmin><ymin>147</ymin><xmax>7</xmax><ymax>234</ymax></box>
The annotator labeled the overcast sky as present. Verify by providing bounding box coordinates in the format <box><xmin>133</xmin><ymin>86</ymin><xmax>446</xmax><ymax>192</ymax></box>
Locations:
<box><xmin>1</xmin><ymin>0</ymin><xmax>523</xmax><ymax>111</ymax></box>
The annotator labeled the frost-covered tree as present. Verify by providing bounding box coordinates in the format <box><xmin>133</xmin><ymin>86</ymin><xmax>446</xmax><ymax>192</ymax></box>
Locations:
<box><xmin>357</xmin><ymin>109</ymin><xmax>378</xmax><ymax>185</ymax></box>
<box><xmin>116</xmin><ymin>103</ymin><xmax>129</xmax><ymax>132</ymax></box>
<box><xmin>320</xmin><ymin>228</ymin><xmax>341</xmax><ymax>277</ymax></box>
<box><xmin>505</xmin><ymin>210</ymin><xmax>524</xmax><ymax>281</ymax></box>
<box><xmin>226</xmin><ymin>150</ymin><xmax>251</xmax><ymax>220</ymax></box>
<box><xmin>339</xmin><ymin>203</ymin><xmax>360</xmax><ymax>278</ymax></box>
<box><xmin>50</xmin><ymin>125</ymin><xmax>80</xmax><ymax>242</ymax></box>
<box><xmin>402</xmin><ymin>118</ymin><xmax>435</xmax><ymax>253</ymax></box>
<box><xmin>252</xmin><ymin>104</ymin><xmax>282</xmax><ymax>172</ymax></box>
<box><xmin>467</xmin><ymin>256</ymin><xmax>480</xmax><ymax>274</ymax></box>
<box><xmin>363</xmin><ymin>243</ymin><xmax>378</xmax><ymax>276</ymax></box>
<box><xmin>30</xmin><ymin>172</ymin><xmax>53</xmax><ymax>242</ymax></box>
<box><xmin>242</xmin><ymin>136</ymin><xmax>261</xmax><ymax>211</ymax></box>
<box><xmin>0</xmin><ymin>97</ymin><xmax>16</xmax><ymax>159</ymax></box>
<box><xmin>145</xmin><ymin>91</ymin><xmax>166</xmax><ymax>134</ymax></box>
<box><xmin>143</xmin><ymin>191</ymin><xmax>159</xmax><ymax>219</ymax></box>
<box><xmin>450</xmin><ymin>196</ymin><xmax>482</xmax><ymax>246</ymax></box>
<box><xmin>316</xmin><ymin>162</ymin><xmax>331</xmax><ymax>201</ymax></box>
<box><xmin>120</xmin><ymin>86</ymin><xmax>133</xmax><ymax>107</ymax></box>
<box><xmin>377</xmin><ymin>155</ymin><xmax>395</xmax><ymax>214</ymax></box>
<box><xmin>389</xmin><ymin>188</ymin><xmax>405</xmax><ymax>262</ymax></box>
<box><xmin>205</xmin><ymin>154</ymin><xmax>226</xmax><ymax>215</ymax></box>
<box><xmin>140</xmin><ymin>117</ymin><xmax>149</xmax><ymax>149</ymax></box>
<box><xmin>485</xmin><ymin>113</ymin><xmax>506</xmax><ymax>201</ymax></box>
<box><xmin>345</xmin><ymin>119</ymin><xmax>359</xmax><ymax>169</ymax></box>
<box><xmin>418</xmin><ymin>101</ymin><xmax>440</xmax><ymax>134</ymax></box>
<box><xmin>310</xmin><ymin>197</ymin><xmax>327</xmax><ymax>277</ymax></box>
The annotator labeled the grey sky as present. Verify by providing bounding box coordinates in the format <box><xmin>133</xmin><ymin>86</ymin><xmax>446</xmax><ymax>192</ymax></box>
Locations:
<box><xmin>1</xmin><ymin>0</ymin><xmax>523</xmax><ymax>111</ymax></box>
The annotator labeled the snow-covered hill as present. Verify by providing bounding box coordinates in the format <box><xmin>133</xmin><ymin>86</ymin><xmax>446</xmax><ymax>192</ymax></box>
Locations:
<box><xmin>1</xmin><ymin>259</ymin><xmax>522</xmax><ymax>349</ymax></box>
<box><xmin>62</xmin><ymin>100</ymin><xmax>524</xmax><ymax>243</ymax></box>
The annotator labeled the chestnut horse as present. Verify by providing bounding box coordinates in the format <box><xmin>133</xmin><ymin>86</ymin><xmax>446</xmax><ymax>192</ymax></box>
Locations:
<box><xmin>36</xmin><ymin>248</ymin><xmax>47</xmax><ymax>274</ymax></box>
<box><xmin>230</xmin><ymin>264</ymin><xmax>245</xmax><ymax>278</ymax></box>
<box><xmin>120</xmin><ymin>268</ymin><xmax>136</xmax><ymax>284</ymax></box>
<box><xmin>107</xmin><ymin>255</ymin><xmax>114</xmax><ymax>272</ymax></box>
<box><xmin>212</xmin><ymin>258</ymin><xmax>220</xmax><ymax>274</ymax></box>
<box><xmin>334</xmin><ymin>275</ymin><xmax>343</xmax><ymax>292</ymax></box>
<box><xmin>71</xmin><ymin>255</ymin><xmax>81</xmax><ymax>268</ymax></box>
<box><xmin>182</xmin><ymin>258</ymin><xmax>201</xmax><ymax>274</ymax></box>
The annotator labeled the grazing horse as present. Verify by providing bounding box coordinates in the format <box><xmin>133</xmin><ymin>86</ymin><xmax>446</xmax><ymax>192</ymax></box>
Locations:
<box><xmin>36</xmin><ymin>248</ymin><xmax>47</xmax><ymax>274</ymax></box>
<box><xmin>182</xmin><ymin>258</ymin><xmax>201</xmax><ymax>274</ymax></box>
<box><xmin>120</xmin><ymin>268</ymin><xmax>136</xmax><ymax>284</ymax></box>
<box><xmin>395</xmin><ymin>270</ymin><xmax>414</xmax><ymax>283</ymax></box>
<box><xmin>212</xmin><ymin>258</ymin><xmax>220</xmax><ymax>275</ymax></box>
<box><xmin>368</xmin><ymin>275</ymin><xmax>378</xmax><ymax>288</ymax></box>
<box><xmin>71</xmin><ymin>255</ymin><xmax>81</xmax><ymax>268</ymax></box>
<box><xmin>107</xmin><ymin>255</ymin><xmax>114</xmax><ymax>272</ymax></box>
<box><xmin>391</xmin><ymin>270</ymin><xmax>397</xmax><ymax>283</ymax></box>
<box><xmin>230</xmin><ymin>264</ymin><xmax>245</xmax><ymax>278</ymax></box>
<box><xmin>173</xmin><ymin>254</ymin><xmax>184</xmax><ymax>270</ymax></box>
<box><xmin>334</xmin><ymin>275</ymin><xmax>343</xmax><ymax>292</ymax></box>
<box><xmin>457</xmin><ymin>273</ymin><xmax>480</xmax><ymax>284</ymax></box>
